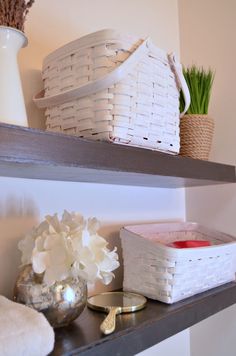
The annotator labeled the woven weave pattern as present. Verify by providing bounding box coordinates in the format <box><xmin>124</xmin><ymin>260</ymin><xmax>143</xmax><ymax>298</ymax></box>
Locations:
<box><xmin>180</xmin><ymin>114</ymin><xmax>214</xmax><ymax>160</ymax></box>
<box><xmin>42</xmin><ymin>33</ymin><xmax>180</xmax><ymax>154</ymax></box>
<box><xmin>121</xmin><ymin>223</ymin><xmax>236</xmax><ymax>304</ymax></box>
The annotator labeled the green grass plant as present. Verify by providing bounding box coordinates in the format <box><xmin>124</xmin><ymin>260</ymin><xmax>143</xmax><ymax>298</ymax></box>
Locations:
<box><xmin>180</xmin><ymin>65</ymin><xmax>214</xmax><ymax>115</ymax></box>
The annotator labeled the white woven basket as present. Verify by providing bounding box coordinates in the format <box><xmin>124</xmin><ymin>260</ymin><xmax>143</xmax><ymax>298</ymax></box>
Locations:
<box><xmin>120</xmin><ymin>222</ymin><xmax>236</xmax><ymax>304</ymax></box>
<box><xmin>34</xmin><ymin>29</ymin><xmax>190</xmax><ymax>154</ymax></box>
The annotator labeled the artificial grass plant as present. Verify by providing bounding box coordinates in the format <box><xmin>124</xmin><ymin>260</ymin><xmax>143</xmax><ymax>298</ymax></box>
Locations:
<box><xmin>180</xmin><ymin>65</ymin><xmax>215</xmax><ymax>115</ymax></box>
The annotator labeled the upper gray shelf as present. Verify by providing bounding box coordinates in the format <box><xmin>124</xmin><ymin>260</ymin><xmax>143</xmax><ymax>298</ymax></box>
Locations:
<box><xmin>0</xmin><ymin>123</ymin><xmax>235</xmax><ymax>188</ymax></box>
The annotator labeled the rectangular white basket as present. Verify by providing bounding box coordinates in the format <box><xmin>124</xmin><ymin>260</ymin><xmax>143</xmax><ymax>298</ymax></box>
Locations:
<box><xmin>120</xmin><ymin>222</ymin><xmax>236</xmax><ymax>304</ymax></box>
<box><xmin>34</xmin><ymin>29</ymin><xmax>190</xmax><ymax>154</ymax></box>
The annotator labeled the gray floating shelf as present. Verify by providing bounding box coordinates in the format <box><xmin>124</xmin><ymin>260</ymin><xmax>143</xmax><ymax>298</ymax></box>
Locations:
<box><xmin>52</xmin><ymin>283</ymin><xmax>236</xmax><ymax>356</ymax></box>
<box><xmin>0</xmin><ymin>123</ymin><xmax>235</xmax><ymax>187</ymax></box>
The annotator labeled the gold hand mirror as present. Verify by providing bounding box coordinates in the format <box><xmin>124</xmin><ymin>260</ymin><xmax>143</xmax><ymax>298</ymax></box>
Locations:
<box><xmin>87</xmin><ymin>291</ymin><xmax>147</xmax><ymax>335</ymax></box>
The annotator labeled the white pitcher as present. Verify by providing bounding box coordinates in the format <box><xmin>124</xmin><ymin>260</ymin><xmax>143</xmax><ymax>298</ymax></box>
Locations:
<box><xmin>0</xmin><ymin>26</ymin><xmax>28</xmax><ymax>126</ymax></box>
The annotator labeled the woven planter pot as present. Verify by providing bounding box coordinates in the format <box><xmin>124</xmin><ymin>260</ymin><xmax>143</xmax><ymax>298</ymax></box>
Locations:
<box><xmin>180</xmin><ymin>114</ymin><xmax>214</xmax><ymax>160</ymax></box>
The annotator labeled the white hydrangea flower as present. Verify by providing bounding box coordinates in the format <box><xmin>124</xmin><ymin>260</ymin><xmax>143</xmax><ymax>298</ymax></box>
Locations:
<box><xmin>18</xmin><ymin>211</ymin><xmax>120</xmax><ymax>286</ymax></box>
<box><xmin>62</xmin><ymin>210</ymin><xmax>85</xmax><ymax>234</ymax></box>
<box><xmin>71</xmin><ymin>222</ymin><xmax>120</xmax><ymax>285</ymax></box>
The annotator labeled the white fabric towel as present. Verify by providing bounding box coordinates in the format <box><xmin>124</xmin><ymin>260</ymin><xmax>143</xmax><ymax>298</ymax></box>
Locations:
<box><xmin>0</xmin><ymin>296</ymin><xmax>55</xmax><ymax>356</ymax></box>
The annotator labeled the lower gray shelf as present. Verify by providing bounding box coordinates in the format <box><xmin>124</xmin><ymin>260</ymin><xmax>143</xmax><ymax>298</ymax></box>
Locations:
<box><xmin>52</xmin><ymin>282</ymin><xmax>236</xmax><ymax>355</ymax></box>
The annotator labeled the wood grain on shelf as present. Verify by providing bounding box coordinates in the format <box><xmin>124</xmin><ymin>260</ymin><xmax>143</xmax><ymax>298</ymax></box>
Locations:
<box><xmin>52</xmin><ymin>283</ymin><xmax>236</xmax><ymax>356</ymax></box>
<box><xmin>0</xmin><ymin>123</ymin><xmax>235</xmax><ymax>188</ymax></box>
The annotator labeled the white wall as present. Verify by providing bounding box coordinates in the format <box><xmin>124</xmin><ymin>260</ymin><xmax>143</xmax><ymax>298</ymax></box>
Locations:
<box><xmin>189</xmin><ymin>304</ymin><xmax>236</xmax><ymax>356</ymax></box>
<box><xmin>179</xmin><ymin>1</ymin><xmax>236</xmax><ymax>355</ymax></box>
<box><xmin>1</xmin><ymin>1</ymin><xmax>189</xmax><ymax>354</ymax></box>
<box><xmin>138</xmin><ymin>329</ymin><xmax>190</xmax><ymax>356</ymax></box>
<box><xmin>0</xmin><ymin>177</ymin><xmax>185</xmax><ymax>297</ymax></box>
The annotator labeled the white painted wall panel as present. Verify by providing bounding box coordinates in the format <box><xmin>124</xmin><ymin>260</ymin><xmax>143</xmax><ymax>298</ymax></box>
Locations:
<box><xmin>137</xmin><ymin>330</ymin><xmax>190</xmax><ymax>356</ymax></box>
<box><xmin>179</xmin><ymin>1</ymin><xmax>236</xmax><ymax>355</ymax></box>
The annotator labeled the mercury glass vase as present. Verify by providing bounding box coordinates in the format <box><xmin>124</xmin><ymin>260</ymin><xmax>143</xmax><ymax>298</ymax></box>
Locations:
<box><xmin>0</xmin><ymin>26</ymin><xmax>28</xmax><ymax>126</ymax></box>
<box><xmin>14</xmin><ymin>265</ymin><xmax>87</xmax><ymax>328</ymax></box>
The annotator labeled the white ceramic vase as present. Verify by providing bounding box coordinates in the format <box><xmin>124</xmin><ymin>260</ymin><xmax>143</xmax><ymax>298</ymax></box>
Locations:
<box><xmin>0</xmin><ymin>26</ymin><xmax>28</xmax><ymax>126</ymax></box>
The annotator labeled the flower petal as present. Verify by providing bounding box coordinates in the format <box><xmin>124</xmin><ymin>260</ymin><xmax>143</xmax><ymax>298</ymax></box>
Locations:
<box><xmin>32</xmin><ymin>251</ymin><xmax>49</xmax><ymax>274</ymax></box>
<box><xmin>100</xmin><ymin>272</ymin><xmax>114</xmax><ymax>285</ymax></box>
<box><xmin>87</xmin><ymin>218</ymin><xmax>100</xmax><ymax>234</ymax></box>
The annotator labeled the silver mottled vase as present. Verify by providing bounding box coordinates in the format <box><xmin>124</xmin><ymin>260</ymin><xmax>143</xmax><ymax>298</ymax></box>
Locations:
<box><xmin>14</xmin><ymin>265</ymin><xmax>87</xmax><ymax>328</ymax></box>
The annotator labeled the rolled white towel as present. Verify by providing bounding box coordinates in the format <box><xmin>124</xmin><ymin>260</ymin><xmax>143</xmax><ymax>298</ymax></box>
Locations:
<box><xmin>0</xmin><ymin>296</ymin><xmax>55</xmax><ymax>356</ymax></box>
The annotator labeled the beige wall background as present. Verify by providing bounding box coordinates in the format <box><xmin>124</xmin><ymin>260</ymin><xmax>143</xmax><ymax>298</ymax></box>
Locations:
<box><xmin>3</xmin><ymin>1</ymin><xmax>235</xmax><ymax>354</ymax></box>
<box><xmin>1</xmin><ymin>0</ymin><xmax>185</xmax><ymax>298</ymax></box>
<box><xmin>179</xmin><ymin>1</ymin><xmax>236</xmax><ymax>355</ymax></box>
<box><xmin>1</xmin><ymin>1</ymin><xmax>189</xmax><ymax>355</ymax></box>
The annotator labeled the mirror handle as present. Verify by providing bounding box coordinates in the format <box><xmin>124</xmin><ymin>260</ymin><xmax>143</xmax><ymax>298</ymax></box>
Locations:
<box><xmin>100</xmin><ymin>307</ymin><xmax>119</xmax><ymax>335</ymax></box>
